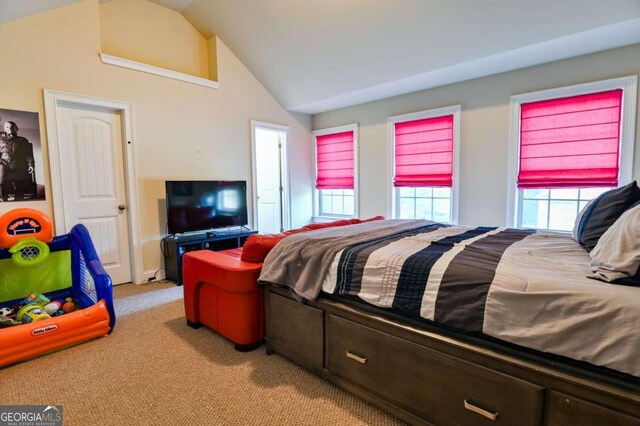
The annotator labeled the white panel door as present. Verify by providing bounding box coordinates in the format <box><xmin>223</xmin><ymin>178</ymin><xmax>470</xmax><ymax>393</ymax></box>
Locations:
<box><xmin>255</xmin><ymin>128</ymin><xmax>283</xmax><ymax>234</ymax></box>
<box><xmin>56</xmin><ymin>103</ymin><xmax>132</xmax><ymax>284</ymax></box>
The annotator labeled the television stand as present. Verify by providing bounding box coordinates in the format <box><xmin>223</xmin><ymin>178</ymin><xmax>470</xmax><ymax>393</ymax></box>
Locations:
<box><xmin>163</xmin><ymin>228</ymin><xmax>258</xmax><ymax>285</ymax></box>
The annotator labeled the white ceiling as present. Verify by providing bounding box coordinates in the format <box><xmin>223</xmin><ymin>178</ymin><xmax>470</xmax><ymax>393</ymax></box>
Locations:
<box><xmin>2</xmin><ymin>0</ymin><xmax>640</xmax><ymax>114</ymax></box>
<box><xmin>0</xmin><ymin>0</ymin><xmax>193</xmax><ymax>23</ymax></box>
<box><xmin>182</xmin><ymin>0</ymin><xmax>640</xmax><ymax>113</ymax></box>
<box><xmin>0</xmin><ymin>0</ymin><xmax>90</xmax><ymax>23</ymax></box>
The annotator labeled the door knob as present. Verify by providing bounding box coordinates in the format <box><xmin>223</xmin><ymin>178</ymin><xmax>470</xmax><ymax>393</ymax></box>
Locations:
<box><xmin>118</xmin><ymin>204</ymin><xmax>126</xmax><ymax>211</ymax></box>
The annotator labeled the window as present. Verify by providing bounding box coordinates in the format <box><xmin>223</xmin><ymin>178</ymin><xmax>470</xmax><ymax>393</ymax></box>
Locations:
<box><xmin>389</xmin><ymin>106</ymin><xmax>460</xmax><ymax>223</ymax></box>
<box><xmin>312</xmin><ymin>124</ymin><xmax>358</xmax><ymax>218</ymax></box>
<box><xmin>219</xmin><ymin>189</ymin><xmax>240</xmax><ymax>211</ymax></box>
<box><xmin>508</xmin><ymin>76</ymin><xmax>637</xmax><ymax>231</ymax></box>
<box><xmin>520</xmin><ymin>188</ymin><xmax>611</xmax><ymax>231</ymax></box>
<box><xmin>319</xmin><ymin>189</ymin><xmax>355</xmax><ymax>216</ymax></box>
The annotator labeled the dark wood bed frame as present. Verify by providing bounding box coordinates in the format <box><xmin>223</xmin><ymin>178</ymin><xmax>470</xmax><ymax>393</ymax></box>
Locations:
<box><xmin>264</xmin><ymin>286</ymin><xmax>640</xmax><ymax>426</ymax></box>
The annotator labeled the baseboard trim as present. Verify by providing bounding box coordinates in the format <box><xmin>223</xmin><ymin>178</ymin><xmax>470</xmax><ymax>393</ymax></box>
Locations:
<box><xmin>143</xmin><ymin>268</ymin><xmax>166</xmax><ymax>283</ymax></box>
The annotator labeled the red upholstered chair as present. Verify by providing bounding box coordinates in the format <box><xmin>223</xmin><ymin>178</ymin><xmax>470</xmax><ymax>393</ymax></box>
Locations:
<box><xmin>183</xmin><ymin>249</ymin><xmax>264</xmax><ymax>351</ymax></box>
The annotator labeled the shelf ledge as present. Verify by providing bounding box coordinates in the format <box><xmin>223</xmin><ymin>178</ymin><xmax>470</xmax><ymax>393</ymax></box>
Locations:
<box><xmin>99</xmin><ymin>53</ymin><xmax>219</xmax><ymax>89</ymax></box>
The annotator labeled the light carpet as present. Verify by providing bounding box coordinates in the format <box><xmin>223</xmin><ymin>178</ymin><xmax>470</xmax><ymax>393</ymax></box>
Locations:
<box><xmin>0</xmin><ymin>282</ymin><xmax>403</xmax><ymax>425</ymax></box>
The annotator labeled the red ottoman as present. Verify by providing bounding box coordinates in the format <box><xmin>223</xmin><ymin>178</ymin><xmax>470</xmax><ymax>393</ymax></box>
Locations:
<box><xmin>183</xmin><ymin>249</ymin><xmax>264</xmax><ymax>351</ymax></box>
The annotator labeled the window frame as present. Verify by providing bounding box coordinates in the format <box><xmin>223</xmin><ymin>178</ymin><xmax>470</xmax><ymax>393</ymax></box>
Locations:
<box><xmin>311</xmin><ymin>123</ymin><xmax>359</xmax><ymax>220</ymax></box>
<box><xmin>507</xmin><ymin>76</ymin><xmax>637</xmax><ymax>228</ymax></box>
<box><xmin>387</xmin><ymin>105</ymin><xmax>461</xmax><ymax>224</ymax></box>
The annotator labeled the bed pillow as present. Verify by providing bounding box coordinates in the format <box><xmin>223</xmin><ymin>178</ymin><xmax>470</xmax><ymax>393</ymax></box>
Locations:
<box><xmin>240</xmin><ymin>234</ymin><xmax>285</xmax><ymax>263</ymax></box>
<box><xmin>574</xmin><ymin>181</ymin><xmax>640</xmax><ymax>251</ymax></box>
<box><xmin>303</xmin><ymin>219</ymin><xmax>361</xmax><ymax>230</ymax></box>
<box><xmin>360</xmin><ymin>215</ymin><xmax>385</xmax><ymax>223</ymax></box>
<box><xmin>242</xmin><ymin>217</ymin><xmax>386</xmax><ymax>263</ymax></box>
<box><xmin>572</xmin><ymin>198</ymin><xmax>597</xmax><ymax>241</ymax></box>
<box><xmin>240</xmin><ymin>229</ymin><xmax>309</xmax><ymax>263</ymax></box>
<box><xmin>589</xmin><ymin>201</ymin><xmax>640</xmax><ymax>285</ymax></box>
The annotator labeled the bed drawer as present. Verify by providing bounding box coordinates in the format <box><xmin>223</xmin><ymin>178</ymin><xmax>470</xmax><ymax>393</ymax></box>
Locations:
<box><xmin>265</xmin><ymin>291</ymin><xmax>323</xmax><ymax>369</ymax></box>
<box><xmin>547</xmin><ymin>391</ymin><xmax>640</xmax><ymax>426</ymax></box>
<box><xmin>327</xmin><ymin>314</ymin><xmax>544</xmax><ymax>426</ymax></box>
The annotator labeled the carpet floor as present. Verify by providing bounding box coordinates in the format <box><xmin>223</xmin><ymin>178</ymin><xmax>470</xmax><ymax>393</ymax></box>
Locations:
<box><xmin>0</xmin><ymin>282</ymin><xmax>404</xmax><ymax>425</ymax></box>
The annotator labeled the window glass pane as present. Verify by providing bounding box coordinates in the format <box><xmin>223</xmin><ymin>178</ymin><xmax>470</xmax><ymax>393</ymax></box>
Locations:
<box><xmin>321</xmin><ymin>193</ymin><xmax>332</xmax><ymax>215</ymax></box>
<box><xmin>415</xmin><ymin>198</ymin><xmax>431</xmax><ymax>220</ymax></box>
<box><xmin>518</xmin><ymin>186</ymin><xmax>614</xmax><ymax>231</ymax></box>
<box><xmin>522</xmin><ymin>199</ymin><xmax>548</xmax><ymax>229</ymax></box>
<box><xmin>522</xmin><ymin>189</ymin><xmax>549</xmax><ymax>200</ymax></box>
<box><xmin>344</xmin><ymin>196</ymin><xmax>354</xmax><ymax>216</ymax></box>
<box><xmin>433</xmin><ymin>188</ymin><xmax>451</xmax><ymax>198</ymax></box>
<box><xmin>399</xmin><ymin>198</ymin><xmax>415</xmax><ymax>219</ymax></box>
<box><xmin>398</xmin><ymin>187</ymin><xmax>414</xmax><ymax>197</ymax></box>
<box><xmin>332</xmin><ymin>195</ymin><xmax>344</xmax><ymax>215</ymax></box>
<box><xmin>580</xmin><ymin>187</ymin><xmax>610</xmax><ymax>200</ymax></box>
<box><xmin>548</xmin><ymin>200</ymin><xmax>578</xmax><ymax>231</ymax></box>
<box><xmin>550</xmin><ymin>188</ymin><xmax>579</xmax><ymax>199</ymax></box>
<box><xmin>433</xmin><ymin>199</ymin><xmax>450</xmax><ymax>223</ymax></box>
<box><xmin>415</xmin><ymin>187</ymin><xmax>432</xmax><ymax>198</ymax></box>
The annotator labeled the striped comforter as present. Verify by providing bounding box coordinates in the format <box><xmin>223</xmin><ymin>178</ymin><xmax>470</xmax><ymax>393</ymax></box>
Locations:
<box><xmin>324</xmin><ymin>223</ymin><xmax>534</xmax><ymax>332</ymax></box>
<box><xmin>260</xmin><ymin>220</ymin><xmax>640</xmax><ymax>377</ymax></box>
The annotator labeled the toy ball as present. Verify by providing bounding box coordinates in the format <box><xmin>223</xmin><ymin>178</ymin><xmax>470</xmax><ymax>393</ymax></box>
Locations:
<box><xmin>0</xmin><ymin>307</ymin><xmax>14</xmax><ymax>317</ymax></box>
<box><xmin>62</xmin><ymin>301</ymin><xmax>76</xmax><ymax>314</ymax></box>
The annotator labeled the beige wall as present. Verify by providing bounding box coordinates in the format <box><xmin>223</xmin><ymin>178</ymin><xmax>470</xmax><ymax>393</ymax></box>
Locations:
<box><xmin>100</xmin><ymin>0</ymin><xmax>210</xmax><ymax>79</ymax></box>
<box><xmin>313</xmin><ymin>44</ymin><xmax>640</xmax><ymax>227</ymax></box>
<box><xmin>0</xmin><ymin>0</ymin><xmax>313</xmax><ymax>278</ymax></box>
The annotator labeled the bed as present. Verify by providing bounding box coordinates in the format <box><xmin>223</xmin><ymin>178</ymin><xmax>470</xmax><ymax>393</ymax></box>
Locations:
<box><xmin>259</xmin><ymin>219</ymin><xmax>640</xmax><ymax>425</ymax></box>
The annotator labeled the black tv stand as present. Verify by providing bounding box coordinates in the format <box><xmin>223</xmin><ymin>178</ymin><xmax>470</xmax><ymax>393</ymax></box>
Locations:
<box><xmin>163</xmin><ymin>228</ymin><xmax>258</xmax><ymax>285</ymax></box>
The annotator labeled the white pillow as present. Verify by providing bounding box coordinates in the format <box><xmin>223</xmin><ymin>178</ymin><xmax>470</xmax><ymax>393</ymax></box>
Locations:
<box><xmin>589</xmin><ymin>202</ymin><xmax>640</xmax><ymax>284</ymax></box>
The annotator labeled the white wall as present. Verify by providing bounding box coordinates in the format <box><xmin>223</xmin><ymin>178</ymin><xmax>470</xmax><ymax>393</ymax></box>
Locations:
<box><xmin>0</xmin><ymin>0</ymin><xmax>313</xmax><ymax>279</ymax></box>
<box><xmin>313</xmin><ymin>44</ymin><xmax>640</xmax><ymax>226</ymax></box>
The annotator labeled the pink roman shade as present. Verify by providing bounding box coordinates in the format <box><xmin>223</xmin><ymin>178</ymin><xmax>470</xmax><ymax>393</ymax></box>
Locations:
<box><xmin>315</xmin><ymin>130</ymin><xmax>354</xmax><ymax>189</ymax></box>
<box><xmin>394</xmin><ymin>115</ymin><xmax>454</xmax><ymax>187</ymax></box>
<box><xmin>518</xmin><ymin>89</ymin><xmax>623</xmax><ymax>189</ymax></box>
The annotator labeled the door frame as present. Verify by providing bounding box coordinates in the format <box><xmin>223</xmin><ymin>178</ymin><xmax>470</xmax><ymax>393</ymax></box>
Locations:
<box><xmin>250</xmin><ymin>120</ymin><xmax>291</xmax><ymax>231</ymax></box>
<box><xmin>43</xmin><ymin>89</ymin><xmax>143</xmax><ymax>284</ymax></box>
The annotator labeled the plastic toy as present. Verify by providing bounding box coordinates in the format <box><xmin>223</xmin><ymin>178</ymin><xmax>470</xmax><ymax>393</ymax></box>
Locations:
<box><xmin>17</xmin><ymin>305</ymin><xmax>51</xmax><ymax>323</ymax></box>
<box><xmin>0</xmin><ymin>208</ymin><xmax>115</xmax><ymax>367</ymax></box>
<box><xmin>22</xmin><ymin>292</ymin><xmax>50</xmax><ymax>307</ymax></box>
<box><xmin>0</xmin><ymin>317</ymin><xmax>20</xmax><ymax>328</ymax></box>
<box><xmin>44</xmin><ymin>300</ymin><xmax>63</xmax><ymax>315</ymax></box>
<box><xmin>62</xmin><ymin>300</ymin><xmax>76</xmax><ymax>313</ymax></box>
<box><xmin>0</xmin><ymin>209</ymin><xmax>53</xmax><ymax>268</ymax></box>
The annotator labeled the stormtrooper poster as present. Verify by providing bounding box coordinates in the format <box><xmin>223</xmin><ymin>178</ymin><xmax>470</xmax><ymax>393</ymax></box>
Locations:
<box><xmin>0</xmin><ymin>108</ymin><xmax>46</xmax><ymax>202</ymax></box>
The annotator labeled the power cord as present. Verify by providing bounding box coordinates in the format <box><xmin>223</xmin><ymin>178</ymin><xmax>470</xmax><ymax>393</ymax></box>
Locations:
<box><xmin>151</xmin><ymin>224</ymin><xmax>171</xmax><ymax>282</ymax></box>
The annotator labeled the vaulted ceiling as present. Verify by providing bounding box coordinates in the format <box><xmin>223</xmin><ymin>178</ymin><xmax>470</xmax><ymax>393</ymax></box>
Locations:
<box><xmin>3</xmin><ymin>0</ymin><xmax>640</xmax><ymax>114</ymax></box>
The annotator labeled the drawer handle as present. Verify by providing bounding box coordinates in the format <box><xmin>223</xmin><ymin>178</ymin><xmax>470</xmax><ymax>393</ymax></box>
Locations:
<box><xmin>464</xmin><ymin>400</ymin><xmax>498</xmax><ymax>421</ymax></box>
<box><xmin>346</xmin><ymin>350</ymin><xmax>368</xmax><ymax>364</ymax></box>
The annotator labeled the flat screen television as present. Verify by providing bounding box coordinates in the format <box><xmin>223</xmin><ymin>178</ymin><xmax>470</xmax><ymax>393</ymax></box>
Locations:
<box><xmin>165</xmin><ymin>180</ymin><xmax>248</xmax><ymax>234</ymax></box>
